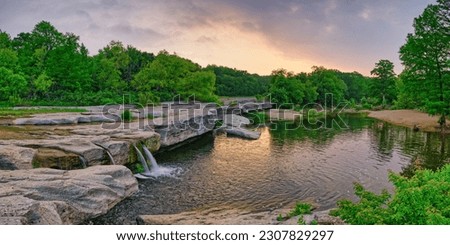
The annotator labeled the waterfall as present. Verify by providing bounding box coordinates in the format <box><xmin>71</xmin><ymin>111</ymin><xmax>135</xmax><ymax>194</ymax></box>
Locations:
<box><xmin>93</xmin><ymin>142</ymin><xmax>116</xmax><ymax>165</ymax></box>
<box><xmin>104</xmin><ymin>150</ymin><xmax>116</xmax><ymax>165</ymax></box>
<box><xmin>132</xmin><ymin>144</ymin><xmax>152</xmax><ymax>176</ymax></box>
<box><xmin>142</xmin><ymin>146</ymin><xmax>159</xmax><ymax>171</ymax></box>
<box><xmin>133</xmin><ymin>144</ymin><xmax>182</xmax><ymax>180</ymax></box>
<box><xmin>79</xmin><ymin>156</ymin><xmax>87</xmax><ymax>169</ymax></box>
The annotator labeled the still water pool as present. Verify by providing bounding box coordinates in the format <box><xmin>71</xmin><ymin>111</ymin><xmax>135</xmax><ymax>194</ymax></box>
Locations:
<box><xmin>94</xmin><ymin>115</ymin><xmax>450</xmax><ymax>224</ymax></box>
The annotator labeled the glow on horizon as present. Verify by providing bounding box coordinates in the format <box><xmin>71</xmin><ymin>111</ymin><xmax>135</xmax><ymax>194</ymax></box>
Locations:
<box><xmin>0</xmin><ymin>0</ymin><xmax>436</xmax><ymax>76</ymax></box>
<box><xmin>147</xmin><ymin>24</ymin><xmax>316</xmax><ymax>76</ymax></box>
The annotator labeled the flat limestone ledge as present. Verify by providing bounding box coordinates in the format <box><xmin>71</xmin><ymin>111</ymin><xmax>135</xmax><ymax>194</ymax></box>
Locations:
<box><xmin>0</xmin><ymin>165</ymin><xmax>138</xmax><ymax>225</ymax></box>
<box><xmin>137</xmin><ymin>207</ymin><xmax>284</xmax><ymax>225</ymax></box>
<box><xmin>0</xmin><ymin>124</ymin><xmax>161</xmax><ymax>170</ymax></box>
<box><xmin>137</xmin><ymin>207</ymin><xmax>343</xmax><ymax>225</ymax></box>
<box><xmin>12</xmin><ymin>112</ymin><xmax>116</xmax><ymax>125</ymax></box>
<box><xmin>154</xmin><ymin>114</ymin><xmax>216</xmax><ymax>147</ymax></box>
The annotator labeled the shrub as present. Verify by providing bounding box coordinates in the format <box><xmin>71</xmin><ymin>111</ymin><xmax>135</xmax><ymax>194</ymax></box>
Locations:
<box><xmin>331</xmin><ymin>164</ymin><xmax>450</xmax><ymax>224</ymax></box>
<box><xmin>246</xmin><ymin>112</ymin><xmax>267</xmax><ymax>125</ymax></box>
<box><xmin>121</xmin><ymin>109</ymin><xmax>132</xmax><ymax>122</ymax></box>
<box><xmin>289</xmin><ymin>202</ymin><xmax>313</xmax><ymax>217</ymax></box>
<box><xmin>277</xmin><ymin>202</ymin><xmax>314</xmax><ymax>224</ymax></box>
<box><xmin>229</xmin><ymin>100</ymin><xmax>238</xmax><ymax>107</ymax></box>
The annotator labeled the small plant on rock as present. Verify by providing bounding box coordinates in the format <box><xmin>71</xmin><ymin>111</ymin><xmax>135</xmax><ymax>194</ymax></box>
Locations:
<box><xmin>121</xmin><ymin>109</ymin><xmax>132</xmax><ymax>122</ymax></box>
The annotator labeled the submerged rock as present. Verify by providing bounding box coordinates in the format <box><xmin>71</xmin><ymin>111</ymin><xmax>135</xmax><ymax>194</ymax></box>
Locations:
<box><xmin>225</xmin><ymin>127</ymin><xmax>261</xmax><ymax>140</ymax></box>
<box><xmin>0</xmin><ymin>165</ymin><xmax>138</xmax><ymax>225</ymax></box>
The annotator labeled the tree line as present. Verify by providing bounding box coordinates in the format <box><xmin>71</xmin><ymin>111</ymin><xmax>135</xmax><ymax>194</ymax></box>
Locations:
<box><xmin>0</xmin><ymin>22</ymin><xmax>221</xmax><ymax>106</ymax></box>
<box><xmin>0</xmin><ymin>20</ymin><xmax>381</xmax><ymax>107</ymax></box>
<box><xmin>0</xmin><ymin>0</ymin><xmax>448</xmax><ymax>128</ymax></box>
<box><xmin>267</xmin><ymin>0</ymin><xmax>449</xmax><ymax>129</ymax></box>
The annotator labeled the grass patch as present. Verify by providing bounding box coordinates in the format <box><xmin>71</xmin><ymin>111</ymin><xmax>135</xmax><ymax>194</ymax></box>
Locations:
<box><xmin>126</xmin><ymin>163</ymin><xmax>145</xmax><ymax>174</ymax></box>
<box><xmin>277</xmin><ymin>202</ymin><xmax>314</xmax><ymax>224</ymax></box>
<box><xmin>0</xmin><ymin>107</ymin><xmax>87</xmax><ymax>118</ymax></box>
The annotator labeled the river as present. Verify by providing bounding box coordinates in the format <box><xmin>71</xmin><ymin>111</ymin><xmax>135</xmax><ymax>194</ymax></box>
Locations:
<box><xmin>93</xmin><ymin>115</ymin><xmax>450</xmax><ymax>224</ymax></box>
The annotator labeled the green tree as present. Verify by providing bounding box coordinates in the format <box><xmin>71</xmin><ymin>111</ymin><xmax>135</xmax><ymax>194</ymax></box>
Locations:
<box><xmin>206</xmin><ymin>65</ymin><xmax>269</xmax><ymax>96</ymax></box>
<box><xmin>13</xmin><ymin>21</ymin><xmax>64</xmax><ymax>80</ymax></box>
<box><xmin>370</xmin><ymin>60</ymin><xmax>397</xmax><ymax>105</ymax></box>
<box><xmin>93</xmin><ymin>57</ymin><xmax>121</xmax><ymax>91</ymax></box>
<box><xmin>399</xmin><ymin>3</ymin><xmax>450</xmax><ymax>130</ymax></box>
<box><xmin>45</xmin><ymin>34</ymin><xmax>93</xmax><ymax>99</ymax></box>
<box><xmin>334</xmin><ymin>71</ymin><xmax>369</xmax><ymax>102</ymax></box>
<box><xmin>95</xmin><ymin>41</ymin><xmax>130</xmax><ymax>92</ymax></box>
<box><xmin>0</xmin><ymin>31</ymin><xmax>12</xmax><ymax>48</ymax></box>
<box><xmin>131</xmin><ymin>51</ymin><xmax>217</xmax><ymax>104</ymax></box>
<box><xmin>124</xmin><ymin>45</ymin><xmax>154</xmax><ymax>86</ymax></box>
<box><xmin>269</xmin><ymin>69</ymin><xmax>316</xmax><ymax>107</ymax></box>
<box><xmin>33</xmin><ymin>72</ymin><xmax>53</xmax><ymax>95</ymax></box>
<box><xmin>179</xmin><ymin>71</ymin><xmax>218</xmax><ymax>102</ymax></box>
<box><xmin>0</xmin><ymin>47</ymin><xmax>19</xmax><ymax>70</ymax></box>
<box><xmin>0</xmin><ymin>67</ymin><xmax>27</xmax><ymax>104</ymax></box>
<box><xmin>10</xmin><ymin>21</ymin><xmax>94</xmax><ymax>104</ymax></box>
<box><xmin>310</xmin><ymin>66</ymin><xmax>347</xmax><ymax>105</ymax></box>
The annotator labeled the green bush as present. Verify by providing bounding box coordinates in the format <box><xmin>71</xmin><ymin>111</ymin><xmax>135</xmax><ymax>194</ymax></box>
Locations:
<box><xmin>246</xmin><ymin>112</ymin><xmax>267</xmax><ymax>125</ymax></box>
<box><xmin>277</xmin><ymin>202</ymin><xmax>313</xmax><ymax>224</ymax></box>
<box><xmin>229</xmin><ymin>100</ymin><xmax>238</xmax><ymax>107</ymax></box>
<box><xmin>289</xmin><ymin>202</ymin><xmax>313</xmax><ymax>217</ymax></box>
<box><xmin>331</xmin><ymin>164</ymin><xmax>450</xmax><ymax>224</ymax></box>
<box><xmin>121</xmin><ymin>109</ymin><xmax>132</xmax><ymax>122</ymax></box>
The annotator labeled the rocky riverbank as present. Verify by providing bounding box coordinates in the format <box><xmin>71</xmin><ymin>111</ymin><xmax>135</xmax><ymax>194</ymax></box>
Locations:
<box><xmin>0</xmin><ymin>102</ymin><xmax>271</xmax><ymax>224</ymax></box>
<box><xmin>137</xmin><ymin>206</ymin><xmax>343</xmax><ymax>225</ymax></box>
<box><xmin>0</xmin><ymin>165</ymin><xmax>137</xmax><ymax>225</ymax></box>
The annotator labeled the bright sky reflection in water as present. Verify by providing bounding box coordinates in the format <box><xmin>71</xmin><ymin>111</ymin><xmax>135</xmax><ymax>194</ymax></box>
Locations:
<box><xmin>95</xmin><ymin>115</ymin><xmax>450</xmax><ymax>224</ymax></box>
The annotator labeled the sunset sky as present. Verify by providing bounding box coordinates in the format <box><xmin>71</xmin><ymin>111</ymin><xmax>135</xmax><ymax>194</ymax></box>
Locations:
<box><xmin>0</xmin><ymin>0</ymin><xmax>435</xmax><ymax>75</ymax></box>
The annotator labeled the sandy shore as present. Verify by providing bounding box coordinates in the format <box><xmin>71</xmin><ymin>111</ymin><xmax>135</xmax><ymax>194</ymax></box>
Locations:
<box><xmin>368</xmin><ymin>110</ymin><xmax>449</xmax><ymax>133</ymax></box>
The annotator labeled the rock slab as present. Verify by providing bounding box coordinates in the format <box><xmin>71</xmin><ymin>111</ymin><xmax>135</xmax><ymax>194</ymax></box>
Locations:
<box><xmin>0</xmin><ymin>145</ymin><xmax>36</xmax><ymax>170</ymax></box>
<box><xmin>137</xmin><ymin>207</ymin><xmax>343</xmax><ymax>225</ymax></box>
<box><xmin>0</xmin><ymin>165</ymin><xmax>138</xmax><ymax>225</ymax></box>
<box><xmin>225</xmin><ymin>127</ymin><xmax>261</xmax><ymax>140</ymax></box>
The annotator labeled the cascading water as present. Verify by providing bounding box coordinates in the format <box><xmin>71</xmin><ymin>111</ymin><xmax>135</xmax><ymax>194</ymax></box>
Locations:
<box><xmin>93</xmin><ymin>142</ymin><xmax>116</xmax><ymax>165</ymax></box>
<box><xmin>142</xmin><ymin>146</ymin><xmax>159</xmax><ymax>171</ymax></box>
<box><xmin>133</xmin><ymin>144</ymin><xmax>154</xmax><ymax>179</ymax></box>
<box><xmin>134</xmin><ymin>145</ymin><xmax>182</xmax><ymax>180</ymax></box>
<box><xmin>79</xmin><ymin>155</ymin><xmax>87</xmax><ymax>169</ymax></box>
<box><xmin>104</xmin><ymin>150</ymin><xmax>116</xmax><ymax>165</ymax></box>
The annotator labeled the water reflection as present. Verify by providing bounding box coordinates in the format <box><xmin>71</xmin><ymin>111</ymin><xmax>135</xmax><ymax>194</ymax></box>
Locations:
<box><xmin>94</xmin><ymin>115</ymin><xmax>450</xmax><ymax>224</ymax></box>
<box><xmin>401</xmin><ymin>133</ymin><xmax>449</xmax><ymax>177</ymax></box>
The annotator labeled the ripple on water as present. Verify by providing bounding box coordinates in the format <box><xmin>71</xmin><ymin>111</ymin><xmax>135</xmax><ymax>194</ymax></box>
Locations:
<box><xmin>93</xmin><ymin>117</ymin><xmax>450</xmax><ymax>224</ymax></box>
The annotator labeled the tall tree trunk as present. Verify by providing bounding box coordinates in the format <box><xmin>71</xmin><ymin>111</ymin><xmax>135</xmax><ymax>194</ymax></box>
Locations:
<box><xmin>436</xmin><ymin>56</ymin><xmax>445</xmax><ymax>133</ymax></box>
